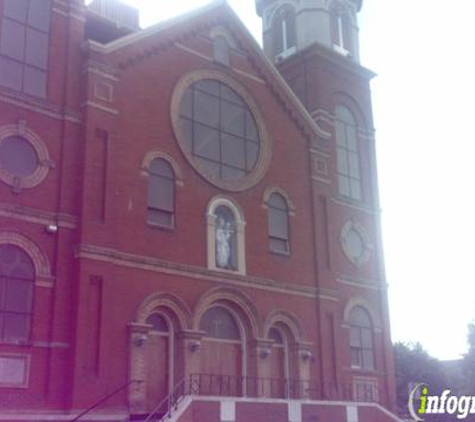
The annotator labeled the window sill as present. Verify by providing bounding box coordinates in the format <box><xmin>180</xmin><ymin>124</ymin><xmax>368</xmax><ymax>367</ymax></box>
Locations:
<box><xmin>335</xmin><ymin>194</ymin><xmax>362</xmax><ymax>204</ymax></box>
<box><xmin>0</xmin><ymin>340</ymin><xmax>31</xmax><ymax>347</ymax></box>
<box><xmin>209</xmin><ymin>265</ymin><xmax>244</xmax><ymax>276</ymax></box>
<box><xmin>213</xmin><ymin>58</ymin><xmax>231</xmax><ymax>68</ymax></box>
<box><xmin>350</xmin><ymin>365</ymin><xmax>378</xmax><ymax>374</ymax></box>
<box><xmin>333</xmin><ymin>195</ymin><xmax>378</xmax><ymax>213</ymax></box>
<box><xmin>269</xmin><ymin>249</ymin><xmax>291</xmax><ymax>258</ymax></box>
<box><xmin>0</xmin><ymin>85</ymin><xmax>52</xmax><ymax>111</ymax></box>
<box><xmin>147</xmin><ymin>222</ymin><xmax>175</xmax><ymax>232</ymax></box>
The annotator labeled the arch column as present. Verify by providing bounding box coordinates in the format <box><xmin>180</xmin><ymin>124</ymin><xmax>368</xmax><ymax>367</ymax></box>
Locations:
<box><xmin>292</xmin><ymin>342</ymin><xmax>313</xmax><ymax>399</ymax></box>
<box><xmin>176</xmin><ymin>330</ymin><xmax>205</xmax><ymax>393</ymax></box>
<box><xmin>248</xmin><ymin>339</ymin><xmax>275</xmax><ymax>397</ymax></box>
<box><xmin>127</xmin><ymin>322</ymin><xmax>152</xmax><ymax>414</ymax></box>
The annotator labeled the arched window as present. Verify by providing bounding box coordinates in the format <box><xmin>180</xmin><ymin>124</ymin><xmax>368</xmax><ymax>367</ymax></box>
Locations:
<box><xmin>207</xmin><ymin>198</ymin><xmax>246</xmax><ymax>274</ymax></box>
<box><xmin>200</xmin><ymin>307</ymin><xmax>240</xmax><ymax>340</ymax></box>
<box><xmin>146</xmin><ymin>313</ymin><xmax>169</xmax><ymax>333</ymax></box>
<box><xmin>330</xmin><ymin>3</ymin><xmax>353</xmax><ymax>56</ymax></box>
<box><xmin>335</xmin><ymin>105</ymin><xmax>361</xmax><ymax>200</ymax></box>
<box><xmin>273</xmin><ymin>5</ymin><xmax>296</xmax><ymax>59</ymax></box>
<box><xmin>213</xmin><ymin>36</ymin><xmax>230</xmax><ymax>66</ymax></box>
<box><xmin>349</xmin><ymin>306</ymin><xmax>375</xmax><ymax>369</ymax></box>
<box><xmin>148</xmin><ymin>158</ymin><xmax>175</xmax><ymax>228</ymax></box>
<box><xmin>0</xmin><ymin>244</ymin><xmax>35</xmax><ymax>343</ymax></box>
<box><xmin>268</xmin><ymin>193</ymin><xmax>290</xmax><ymax>254</ymax></box>
<box><xmin>269</xmin><ymin>327</ymin><xmax>284</xmax><ymax>345</ymax></box>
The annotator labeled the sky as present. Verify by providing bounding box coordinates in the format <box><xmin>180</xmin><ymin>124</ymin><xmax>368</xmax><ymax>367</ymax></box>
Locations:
<box><xmin>91</xmin><ymin>0</ymin><xmax>475</xmax><ymax>360</ymax></box>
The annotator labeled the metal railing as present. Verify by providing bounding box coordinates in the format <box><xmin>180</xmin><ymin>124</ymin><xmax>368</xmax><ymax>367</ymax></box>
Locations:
<box><xmin>70</xmin><ymin>379</ymin><xmax>143</xmax><ymax>422</ymax></box>
<box><xmin>187</xmin><ymin>374</ymin><xmax>379</xmax><ymax>403</ymax></box>
<box><xmin>143</xmin><ymin>378</ymin><xmax>186</xmax><ymax>422</ymax></box>
<box><xmin>141</xmin><ymin>374</ymin><xmax>380</xmax><ymax>422</ymax></box>
<box><xmin>188</xmin><ymin>374</ymin><xmax>303</xmax><ymax>399</ymax></box>
<box><xmin>306</xmin><ymin>380</ymin><xmax>379</xmax><ymax>403</ymax></box>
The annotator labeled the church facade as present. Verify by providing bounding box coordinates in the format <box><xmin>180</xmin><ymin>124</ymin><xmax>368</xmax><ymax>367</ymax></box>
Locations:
<box><xmin>0</xmin><ymin>0</ymin><xmax>399</xmax><ymax>421</ymax></box>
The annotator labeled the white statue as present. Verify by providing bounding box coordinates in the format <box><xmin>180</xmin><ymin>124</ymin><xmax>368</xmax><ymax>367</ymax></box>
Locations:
<box><xmin>216</xmin><ymin>216</ymin><xmax>233</xmax><ymax>268</ymax></box>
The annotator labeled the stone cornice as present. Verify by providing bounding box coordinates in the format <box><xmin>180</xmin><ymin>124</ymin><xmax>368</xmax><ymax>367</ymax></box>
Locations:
<box><xmin>336</xmin><ymin>273</ymin><xmax>387</xmax><ymax>291</ymax></box>
<box><xmin>76</xmin><ymin>243</ymin><xmax>319</xmax><ymax>299</ymax></box>
<box><xmin>331</xmin><ymin>195</ymin><xmax>381</xmax><ymax>215</ymax></box>
<box><xmin>279</xmin><ymin>41</ymin><xmax>376</xmax><ymax>81</ymax></box>
<box><xmin>0</xmin><ymin>201</ymin><xmax>78</xmax><ymax>229</ymax></box>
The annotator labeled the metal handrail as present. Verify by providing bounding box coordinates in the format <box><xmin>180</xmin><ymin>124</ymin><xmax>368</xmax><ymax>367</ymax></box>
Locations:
<box><xmin>188</xmin><ymin>373</ymin><xmax>305</xmax><ymax>399</ymax></box>
<box><xmin>143</xmin><ymin>377</ymin><xmax>186</xmax><ymax>422</ymax></box>
<box><xmin>187</xmin><ymin>373</ymin><xmax>380</xmax><ymax>403</ymax></box>
<box><xmin>70</xmin><ymin>379</ymin><xmax>143</xmax><ymax>422</ymax></box>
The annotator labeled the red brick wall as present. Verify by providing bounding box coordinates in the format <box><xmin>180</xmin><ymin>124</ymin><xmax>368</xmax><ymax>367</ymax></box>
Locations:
<box><xmin>0</xmin><ymin>0</ymin><xmax>396</xmax><ymax>417</ymax></box>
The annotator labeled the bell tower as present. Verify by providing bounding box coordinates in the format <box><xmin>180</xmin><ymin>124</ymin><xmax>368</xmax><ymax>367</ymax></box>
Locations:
<box><xmin>256</xmin><ymin>0</ymin><xmax>398</xmax><ymax>415</ymax></box>
<box><xmin>256</xmin><ymin>0</ymin><xmax>363</xmax><ymax>63</ymax></box>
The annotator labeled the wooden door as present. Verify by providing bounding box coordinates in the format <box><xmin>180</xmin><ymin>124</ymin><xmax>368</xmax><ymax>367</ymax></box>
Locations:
<box><xmin>145</xmin><ymin>334</ymin><xmax>169</xmax><ymax>411</ymax></box>
<box><xmin>268</xmin><ymin>327</ymin><xmax>288</xmax><ymax>398</ymax></box>
<box><xmin>200</xmin><ymin>339</ymin><xmax>242</xmax><ymax>396</ymax></box>
<box><xmin>198</xmin><ymin>307</ymin><xmax>243</xmax><ymax>397</ymax></box>
<box><xmin>269</xmin><ymin>344</ymin><xmax>286</xmax><ymax>398</ymax></box>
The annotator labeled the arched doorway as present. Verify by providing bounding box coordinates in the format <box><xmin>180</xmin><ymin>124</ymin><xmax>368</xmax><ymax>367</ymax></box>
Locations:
<box><xmin>198</xmin><ymin>306</ymin><xmax>243</xmax><ymax>396</ymax></box>
<box><xmin>128</xmin><ymin>292</ymin><xmax>191</xmax><ymax>415</ymax></box>
<box><xmin>144</xmin><ymin>313</ymin><xmax>173</xmax><ymax>411</ymax></box>
<box><xmin>268</xmin><ymin>327</ymin><xmax>289</xmax><ymax>398</ymax></box>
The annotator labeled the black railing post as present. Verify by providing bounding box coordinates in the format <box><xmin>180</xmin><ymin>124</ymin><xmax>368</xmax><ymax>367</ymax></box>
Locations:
<box><xmin>143</xmin><ymin>377</ymin><xmax>186</xmax><ymax>422</ymax></box>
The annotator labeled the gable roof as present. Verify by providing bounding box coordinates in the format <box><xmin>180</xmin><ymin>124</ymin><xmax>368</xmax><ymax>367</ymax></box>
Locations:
<box><xmin>84</xmin><ymin>0</ymin><xmax>330</xmax><ymax>141</ymax></box>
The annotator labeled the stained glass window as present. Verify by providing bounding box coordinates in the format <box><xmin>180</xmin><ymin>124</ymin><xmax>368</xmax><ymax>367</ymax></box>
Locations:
<box><xmin>179</xmin><ymin>80</ymin><xmax>260</xmax><ymax>181</ymax></box>
<box><xmin>200</xmin><ymin>307</ymin><xmax>240</xmax><ymax>340</ymax></box>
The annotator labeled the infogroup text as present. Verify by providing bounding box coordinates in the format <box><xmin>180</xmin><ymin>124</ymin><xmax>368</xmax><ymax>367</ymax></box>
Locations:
<box><xmin>408</xmin><ymin>384</ymin><xmax>475</xmax><ymax>420</ymax></box>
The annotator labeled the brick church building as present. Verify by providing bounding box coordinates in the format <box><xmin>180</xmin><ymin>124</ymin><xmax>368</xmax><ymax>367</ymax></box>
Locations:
<box><xmin>0</xmin><ymin>0</ymin><xmax>399</xmax><ymax>421</ymax></box>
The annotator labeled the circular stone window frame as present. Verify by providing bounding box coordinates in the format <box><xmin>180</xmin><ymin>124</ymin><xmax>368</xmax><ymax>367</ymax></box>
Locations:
<box><xmin>340</xmin><ymin>220</ymin><xmax>373</xmax><ymax>267</ymax></box>
<box><xmin>0</xmin><ymin>121</ymin><xmax>54</xmax><ymax>193</ymax></box>
<box><xmin>171</xmin><ymin>69</ymin><xmax>272</xmax><ymax>192</ymax></box>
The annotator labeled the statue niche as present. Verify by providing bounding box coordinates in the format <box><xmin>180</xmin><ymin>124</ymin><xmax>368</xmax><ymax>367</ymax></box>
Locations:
<box><xmin>214</xmin><ymin>205</ymin><xmax>237</xmax><ymax>270</ymax></box>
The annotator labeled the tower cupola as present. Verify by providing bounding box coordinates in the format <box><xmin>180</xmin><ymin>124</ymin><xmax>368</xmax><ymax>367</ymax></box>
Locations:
<box><xmin>256</xmin><ymin>0</ymin><xmax>363</xmax><ymax>64</ymax></box>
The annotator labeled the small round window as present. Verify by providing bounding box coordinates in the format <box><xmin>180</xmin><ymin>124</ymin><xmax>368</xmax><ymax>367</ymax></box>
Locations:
<box><xmin>0</xmin><ymin>136</ymin><xmax>38</xmax><ymax>177</ymax></box>
<box><xmin>346</xmin><ymin>229</ymin><xmax>365</xmax><ymax>261</ymax></box>
<box><xmin>340</xmin><ymin>220</ymin><xmax>372</xmax><ymax>267</ymax></box>
<box><xmin>0</xmin><ymin>124</ymin><xmax>52</xmax><ymax>192</ymax></box>
<box><xmin>172</xmin><ymin>71</ymin><xmax>270</xmax><ymax>191</ymax></box>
